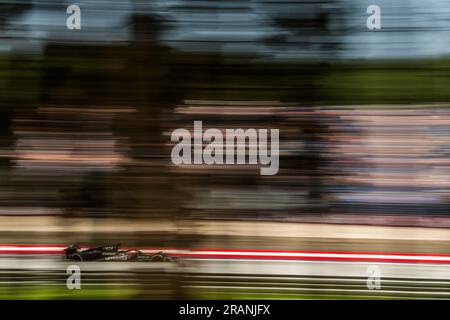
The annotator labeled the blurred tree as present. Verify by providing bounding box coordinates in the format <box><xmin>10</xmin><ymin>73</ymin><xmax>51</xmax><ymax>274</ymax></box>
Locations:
<box><xmin>263</xmin><ymin>0</ymin><xmax>343</xmax><ymax>214</ymax></box>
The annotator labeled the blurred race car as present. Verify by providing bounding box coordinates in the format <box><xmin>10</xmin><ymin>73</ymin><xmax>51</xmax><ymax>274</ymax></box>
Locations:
<box><xmin>64</xmin><ymin>244</ymin><xmax>175</xmax><ymax>262</ymax></box>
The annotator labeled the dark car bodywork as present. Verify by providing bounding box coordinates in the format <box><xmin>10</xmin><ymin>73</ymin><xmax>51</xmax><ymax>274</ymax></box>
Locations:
<box><xmin>64</xmin><ymin>244</ymin><xmax>175</xmax><ymax>262</ymax></box>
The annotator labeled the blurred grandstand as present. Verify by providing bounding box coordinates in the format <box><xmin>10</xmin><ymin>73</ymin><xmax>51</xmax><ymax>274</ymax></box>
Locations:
<box><xmin>0</xmin><ymin>0</ymin><xmax>449</xmax><ymax>299</ymax></box>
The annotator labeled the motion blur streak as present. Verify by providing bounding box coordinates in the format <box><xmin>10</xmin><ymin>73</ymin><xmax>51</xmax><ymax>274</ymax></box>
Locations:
<box><xmin>0</xmin><ymin>0</ymin><xmax>450</xmax><ymax>299</ymax></box>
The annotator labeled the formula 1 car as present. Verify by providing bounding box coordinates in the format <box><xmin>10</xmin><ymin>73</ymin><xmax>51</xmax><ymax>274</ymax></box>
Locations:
<box><xmin>63</xmin><ymin>244</ymin><xmax>176</xmax><ymax>262</ymax></box>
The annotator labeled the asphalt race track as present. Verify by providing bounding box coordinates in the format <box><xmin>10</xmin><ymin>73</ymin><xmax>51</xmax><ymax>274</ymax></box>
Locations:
<box><xmin>0</xmin><ymin>245</ymin><xmax>448</xmax><ymax>299</ymax></box>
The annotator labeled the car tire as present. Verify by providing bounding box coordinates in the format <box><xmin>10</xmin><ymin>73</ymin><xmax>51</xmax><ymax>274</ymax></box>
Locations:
<box><xmin>72</xmin><ymin>254</ymin><xmax>83</xmax><ymax>262</ymax></box>
<box><xmin>150</xmin><ymin>255</ymin><xmax>164</xmax><ymax>262</ymax></box>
